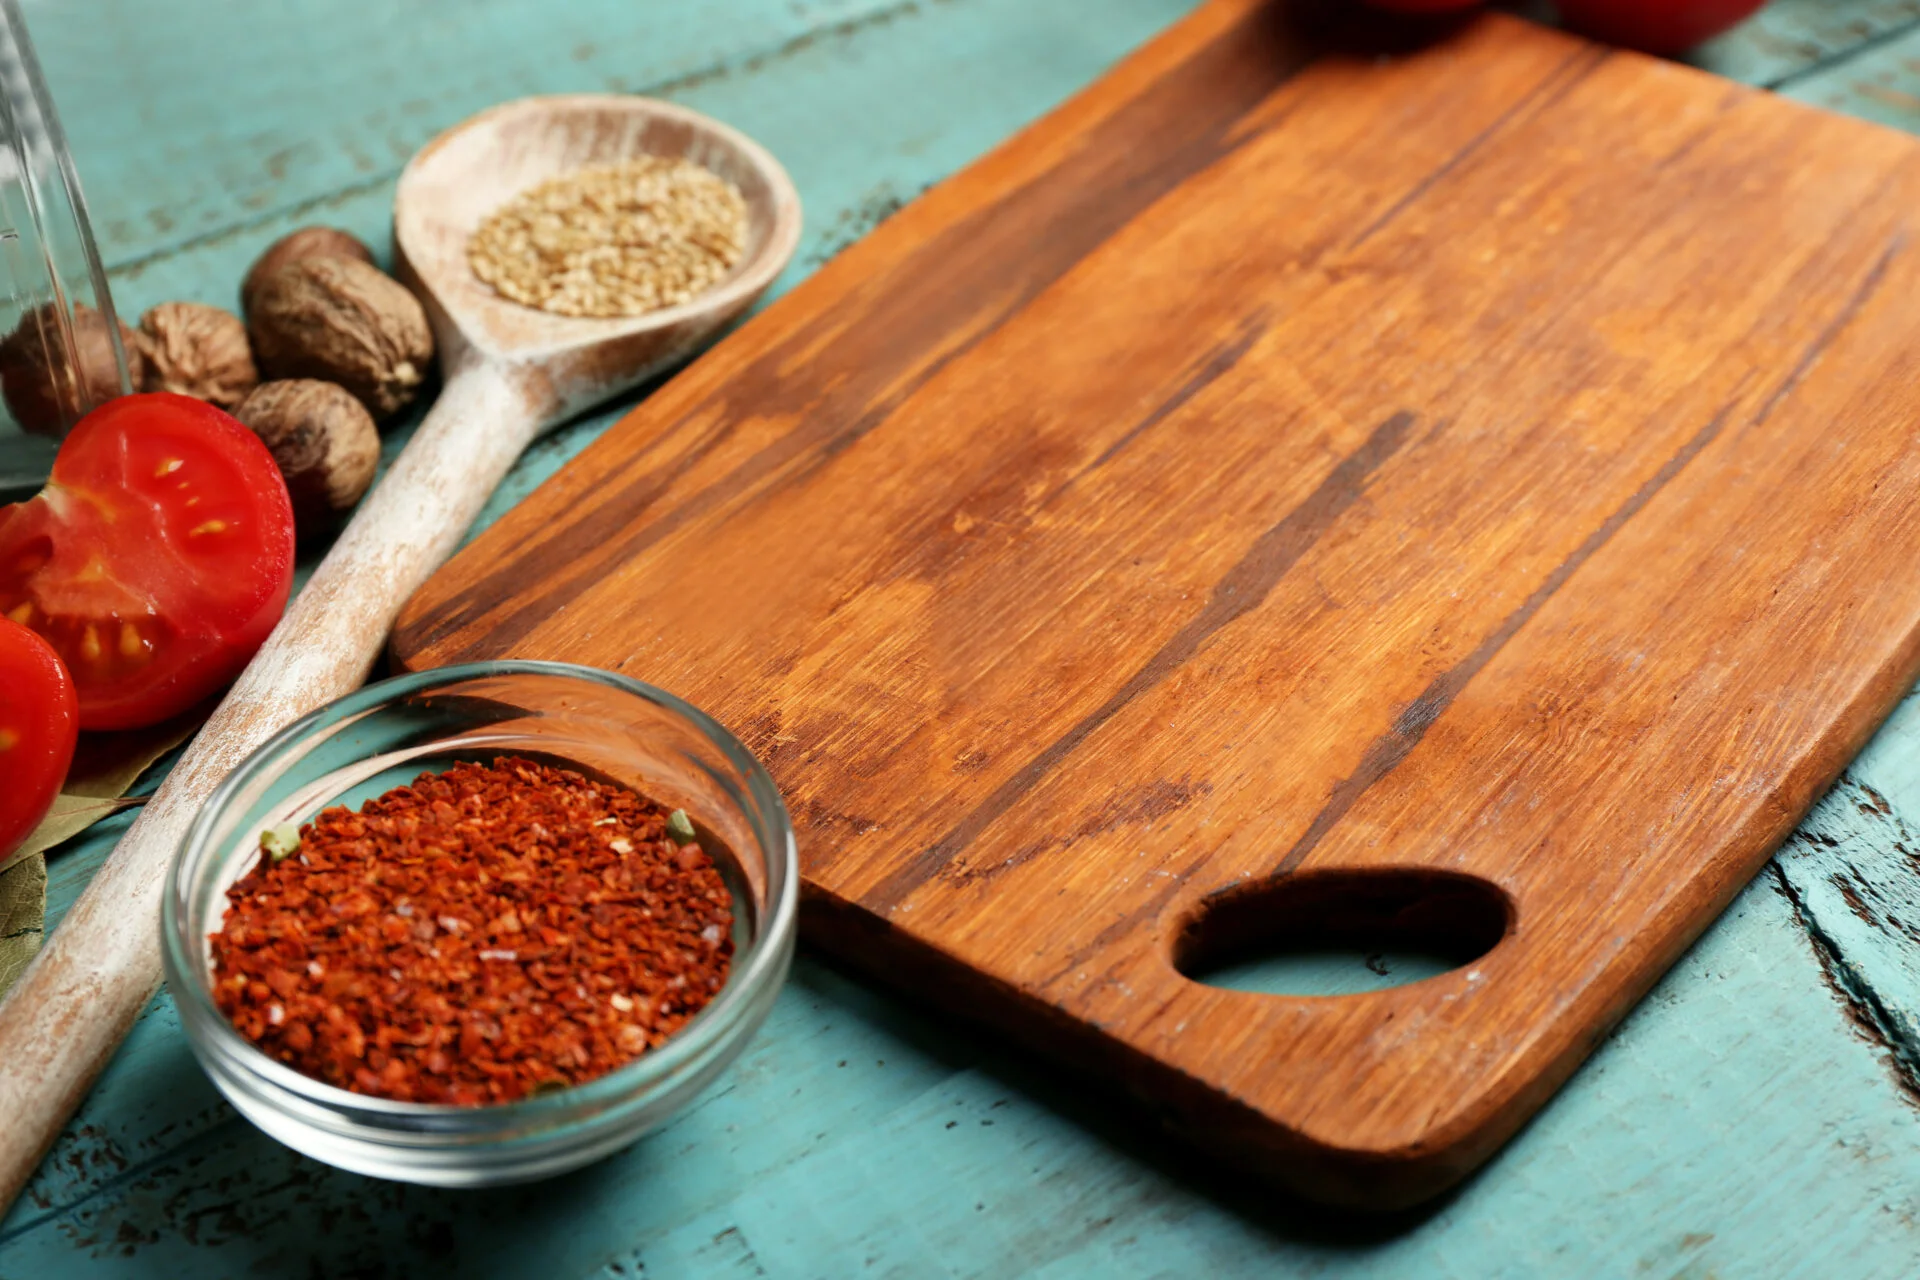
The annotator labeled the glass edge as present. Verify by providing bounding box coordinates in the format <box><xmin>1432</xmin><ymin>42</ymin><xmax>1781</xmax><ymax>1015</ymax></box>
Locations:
<box><xmin>163</xmin><ymin>659</ymin><xmax>802</xmax><ymax>1125</ymax></box>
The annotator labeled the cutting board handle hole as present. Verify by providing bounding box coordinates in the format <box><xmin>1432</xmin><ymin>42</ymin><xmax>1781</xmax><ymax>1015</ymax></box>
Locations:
<box><xmin>1171</xmin><ymin>870</ymin><xmax>1509</xmax><ymax>998</ymax></box>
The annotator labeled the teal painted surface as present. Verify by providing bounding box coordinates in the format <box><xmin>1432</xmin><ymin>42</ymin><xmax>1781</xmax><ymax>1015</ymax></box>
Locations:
<box><xmin>6</xmin><ymin>0</ymin><xmax>1920</xmax><ymax>1275</ymax></box>
<box><xmin>1777</xmin><ymin>19</ymin><xmax>1920</xmax><ymax>130</ymax></box>
<box><xmin>1692</xmin><ymin>0</ymin><xmax>1920</xmax><ymax>85</ymax></box>
<box><xmin>1776</xmin><ymin>689</ymin><xmax>1920</xmax><ymax>1089</ymax></box>
<box><xmin>1201</xmin><ymin>948</ymin><xmax>1458</xmax><ymax>997</ymax></box>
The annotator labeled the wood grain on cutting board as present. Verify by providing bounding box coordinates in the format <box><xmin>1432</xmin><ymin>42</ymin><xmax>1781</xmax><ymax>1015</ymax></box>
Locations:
<box><xmin>394</xmin><ymin>0</ymin><xmax>1920</xmax><ymax>1205</ymax></box>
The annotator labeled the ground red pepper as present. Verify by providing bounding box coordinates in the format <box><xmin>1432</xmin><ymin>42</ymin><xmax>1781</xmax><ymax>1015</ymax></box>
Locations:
<box><xmin>210</xmin><ymin>756</ymin><xmax>733</xmax><ymax>1105</ymax></box>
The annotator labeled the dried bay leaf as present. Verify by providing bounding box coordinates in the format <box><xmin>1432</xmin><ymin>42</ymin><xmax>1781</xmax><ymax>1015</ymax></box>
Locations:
<box><xmin>0</xmin><ymin>854</ymin><xmax>47</xmax><ymax>1000</ymax></box>
<box><xmin>2</xmin><ymin>795</ymin><xmax>145</xmax><ymax>874</ymax></box>
<box><xmin>0</xmin><ymin>707</ymin><xmax>205</xmax><ymax>875</ymax></box>
<box><xmin>62</xmin><ymin>708</ymin><xmax>208</xmax><ymax>799</ymax></box>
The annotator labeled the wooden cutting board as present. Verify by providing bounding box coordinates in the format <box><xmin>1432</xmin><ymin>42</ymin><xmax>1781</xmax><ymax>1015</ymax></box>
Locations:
<box><xmin>393</xmin><ymin>0</ymin><xmax>1920</xmax><ymax>1206</ymax></box>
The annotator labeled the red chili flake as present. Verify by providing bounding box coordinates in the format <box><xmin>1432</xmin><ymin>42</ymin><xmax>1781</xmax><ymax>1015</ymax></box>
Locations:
<box><xmin>209</xmin><ymin>757</ymin><xmax>733</xmax><ymax>1105</ymax></box>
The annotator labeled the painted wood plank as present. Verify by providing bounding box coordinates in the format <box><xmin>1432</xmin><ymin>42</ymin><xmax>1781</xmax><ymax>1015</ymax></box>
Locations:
<box><xmin>20</xmin><ymin>0</ymin><xmax>1914</xmax><ymax>283</ymax></box>
<box><xmin>28</xmin><ymin>0</ymin><xmax>1910</xmax><ymax>282</ymax></box>
<box><xmin>4</xmin><ymin>0</ymin><xmax>1920</xmax><ymax>1271</ymax></box>
<box><xmin>16</xmin><ymin>0</ymin><xmax>917</xmax><ymax>271</ymax></box>
<box><xmin>1775</xmin><ymin>691</ymin><xmax>1920</xmax><ymax>1081</ymax></box>
<box><xmin>1690</xmin><ymin>1</ymin><xmax>1920</xmax><ymax>87</ymax></box>
<box><xmin>1776</xmin><ymin>18</ymin><xmax>1920</xmax><ymax>130</ymax></box>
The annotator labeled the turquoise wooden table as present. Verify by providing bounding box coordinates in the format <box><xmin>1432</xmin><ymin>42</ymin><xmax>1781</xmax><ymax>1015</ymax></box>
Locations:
<box><xmin>3</xmin><ymin>1</ymin><xmax>1920</xmax><ymax>1274</ymax></box>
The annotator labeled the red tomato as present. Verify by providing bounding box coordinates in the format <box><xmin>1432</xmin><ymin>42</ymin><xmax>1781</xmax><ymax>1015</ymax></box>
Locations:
<box><xmin>1556</xmin><ymin>0</ymin><xmax>1766</xmax><ymax>54</ymax></box>
<box><xmin>0</xmin><ymin>394</ymin><xmax>294</xmax><ymax>730</ymax></box>
<box><xmin>0</xmin><ymin>616</ymin><xmax>77</xmax><ymax>858</ymax></box>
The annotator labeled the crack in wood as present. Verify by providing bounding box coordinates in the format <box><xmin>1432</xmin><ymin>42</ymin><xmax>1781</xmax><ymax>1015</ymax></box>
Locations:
<box><xmin>1775</xmin><ymin>770</ymin><xmax>1920</xmax><ymax>1101</ymax></box>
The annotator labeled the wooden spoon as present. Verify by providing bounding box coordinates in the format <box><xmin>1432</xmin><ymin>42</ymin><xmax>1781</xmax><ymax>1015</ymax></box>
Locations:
<box><xmin>0</xmin><ymin>94</ymin><xmax>800</xmax><ymax>1210</ymax></box>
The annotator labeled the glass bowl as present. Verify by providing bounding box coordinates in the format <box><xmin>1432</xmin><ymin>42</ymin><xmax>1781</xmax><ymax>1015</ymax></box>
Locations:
<box><xmin>162</xmin><ymin>661</ymin><xmax>797</xmax><ymax>1187</ymax></box>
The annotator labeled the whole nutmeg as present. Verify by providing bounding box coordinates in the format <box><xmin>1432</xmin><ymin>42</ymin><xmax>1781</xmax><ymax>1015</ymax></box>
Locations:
<box><xmin>247</xmin><ymin>257</ymin><xmax>434</xmax><ymax>421</ymax></box>
<box><xmin>0</xmin><ymin>302</ymin><xmax>143</xmax><ymax>437</ymax></box>
<box><xmin>234</xmin><ymin>379</ymin><xmax>380</xmax><ymax>536</ymax></box>
<box><xmin>135</xmin><ymin>302</ymin><xmax>258</xmax><ymax>408</ymax></box>
<box><xmin>241</xmin><ymin>226</ymin><xmax>376</xmax><ymax>316</ymax></box>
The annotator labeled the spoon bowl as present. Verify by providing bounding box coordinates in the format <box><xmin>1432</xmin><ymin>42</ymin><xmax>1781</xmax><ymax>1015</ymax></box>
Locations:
<box><xmin>396</xmin><ymin>93</ymin><xmax>801</xmax><ymax>420</ymax></box>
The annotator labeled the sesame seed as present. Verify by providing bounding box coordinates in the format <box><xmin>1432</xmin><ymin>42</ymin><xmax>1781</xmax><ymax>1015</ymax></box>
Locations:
<box><xmin>467</xmin><ymin>156</ymin><xmax>749</xmax><ymax>319</ymax></box>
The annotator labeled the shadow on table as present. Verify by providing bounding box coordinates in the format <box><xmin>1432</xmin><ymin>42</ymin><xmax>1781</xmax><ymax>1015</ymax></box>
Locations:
<box><xmin>784</xmin><ymin>948</ymin><xmax>1462</xmax><ymax>1253</ymax></box>
<box><xmin>3</xmin><ymin>949</ymin><xmax>1473</xmax><ymax>1278</ymax></box>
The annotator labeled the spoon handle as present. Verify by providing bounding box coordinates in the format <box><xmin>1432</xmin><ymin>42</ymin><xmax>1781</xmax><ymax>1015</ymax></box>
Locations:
<box><xmin>0</xmin><ymin>354</ymin><xmax>548</xmax><ymax>1214</ymax></box>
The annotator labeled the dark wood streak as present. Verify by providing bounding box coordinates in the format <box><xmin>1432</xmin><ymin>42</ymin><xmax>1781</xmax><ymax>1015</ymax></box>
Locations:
<box><xmin>1039</xmin><ymin>858</ymin><xmax>1198</xmax><ymax>994</ymax></box>
<box><xmin>395</xmin><ymin>1</ymin><xmax>1317</xmax><ymax>660</ymax></box>
<box><xmin>1266</xmin><ymin>223</ymin><xmax>1901</xmax><ymax>881</ymax></box>
<box><xmin>861</xmin><ymin>409</ymin><xmax>1420</xmax><ymax>914</ymax></box>
<box><xmin>1047</xmin><ymin>229</ymin><xmax>1908</xmax><ymax>1007</ymax></box>
<box><xmin>1749</xmin><ymin>230</ymin><xmax>1905</xmax><ymax>429</ymax></box>
<box><xmin>1083</xmin><ymin>311</ymin><xmax>1272</xmax><ymax>478</ymax></box>
<box><xmin>1273</xmin><ymin>397</ymin><xmax>1748</xmax><ymax>877</ymax></box>
<box><xmin>1653</xmin><ymin>82</ymin><xmax>1756</xmax><ymax>173</ymax></box>
<box><xmin>1347</xmin><ymin>44</ymin><xmax>1610</xmax><ymax>251</ymax></box>
<box><xmin>497</xmin><ymin>406</ymin><xmax>743</xmax><ymax>567</ymax></box>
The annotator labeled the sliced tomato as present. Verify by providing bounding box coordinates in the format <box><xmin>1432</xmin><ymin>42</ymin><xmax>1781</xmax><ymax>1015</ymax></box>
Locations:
<box><xmin>0</xmin><ymin>393</ymin><xmax>294</xmax><ymax>730</ymax></box>
<box><xmin>0</xmin><ymin>616</ymin><xmax>77</xmax><ymax>858</ymax></box>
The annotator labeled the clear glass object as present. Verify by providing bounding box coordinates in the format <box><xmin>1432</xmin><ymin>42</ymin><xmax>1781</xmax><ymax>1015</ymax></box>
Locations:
<box><xmin>162</xmin><ymin>661</ymin><xmax>799</xmax><ymax>1186</ymax></box>
<box><xmin>0</xmin><ymin>0</ymin><xmax>131</xmax><ymax>492</ymax></box>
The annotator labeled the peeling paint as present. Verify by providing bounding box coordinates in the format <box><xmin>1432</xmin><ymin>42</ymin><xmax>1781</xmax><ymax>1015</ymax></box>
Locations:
<box><xmin>1774</xmin><ymin>772</ymin><xmax>1920</xmax><ymax>1098</ymax></box>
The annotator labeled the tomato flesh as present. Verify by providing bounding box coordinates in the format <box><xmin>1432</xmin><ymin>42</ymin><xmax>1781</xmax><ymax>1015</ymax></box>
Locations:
<box><xmin>0</xmin><ymin>616</ymin><xmax>77</xmax><ymax>859</ymax></box>
<box><xmin>0</xmin><ymin>394</ymin><xmax>294</xmax><ymax>730</ymax></box>
<box><xmin>1555</xmin><ymin>0</ymin><xmax>1767</xmax><ymax>54</ymax></box>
